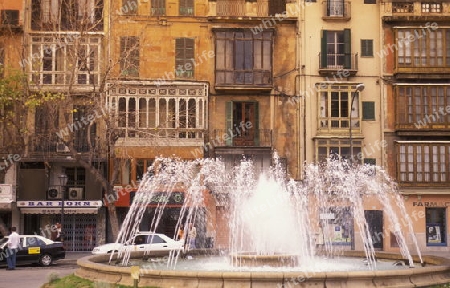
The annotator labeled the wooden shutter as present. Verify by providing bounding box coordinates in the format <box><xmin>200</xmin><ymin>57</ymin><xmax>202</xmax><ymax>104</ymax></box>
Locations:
<box><xmin>225</xmin><ymin>101</ymin><xmax>233</xmax><ymax>146</ymax></box>
<box><xmin>362</xmin><ymin>101</ymin><xmax>375</xmax><ymax>120</ymax></box>
<box><xmin>343</xmin><ymin>28</ymin><xmax>351</xmax><ymax>69</ymax></box>
<box><xmin>321</xmin><ymin>30</ymin><xmax>328</xmax><ymax>68</ymax></box>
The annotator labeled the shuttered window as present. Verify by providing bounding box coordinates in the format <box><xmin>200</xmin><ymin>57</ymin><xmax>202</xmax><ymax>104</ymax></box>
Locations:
<box><xmin>175</xmin><ymin>38</ymin><xmax>195</xmax><ymax>78</ymax></box>
<box><xmin>361</xmin><ymin>39</ymin><xmax>373</xmax><ymax>57</ymax></box>
<box><xmin>120</xmin><ymin>36</ymin><xmax>140</xmax><ymax>77</ymax></box>
<box><xmin>320</xmin><ymin>29</ymin><xmax>351</xmax><ymax>69</ymax></box>
<box><xmin>362</xmin><ymin>101</ymin><xmax>375</xmax><ymax>120</ymax></box>
<box><xmin>179</xmin><ymin>0</ymin><xmax>194</xmax><ymax>15</ymax></box>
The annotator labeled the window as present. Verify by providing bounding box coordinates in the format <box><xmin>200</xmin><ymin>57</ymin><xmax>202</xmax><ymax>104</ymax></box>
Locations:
<box><xmin>364</xmin><ymin>0</ymin><xmax>376</xmax><ymax>4</ymax></box>
<box><xmin>320</xmin><ymin>29</ymin><xmax>352</xmax><ymax>69</ymax></box>
<box><xmin>151</xmin><ymin>0</ymin><xmax>165</xmax><ymax>16</ymax></box>
<box><xmin>422</xmin><ymin>3</ymin><xmax>441</xmax><ymax>13</ymax></box>
<box><xmin>1</xmin><ymin>10</ymin><xmax>19</xmax><ymax>25</ymax></box>
<box><xmin>317</xmin><ymin>139</ymin><xmax>362</xmax><ymax>163</ymax></box>
<box><xmin>35</xmin><ymin>106</ymin><xmax>59</xmax><ymax>134</ymax></box>
<box><xmin>396</xmin><ymin>85</ymin><xmax>450</xmax><ymax>127</ymax></box>
<box><xmin>136</xmin><ymin>159</ymin><xmax>154</xmax><ymax>182</ymax></box>
<box><xmin>396</xmin><ymin>28</ymin><xmax>450</xmax><ymax>67</ymax></box>
<box><xmin>148</xmin><ymin>235</ymin><xmax>166</xmax><ymax>244</ymax></box>
<box><xmin>426</xmin><ymin>208</ymin><xmax>446</xmax><ymax>246</ymax></box>
<box><xmin>73</xmin><ymin>105</ymin><xmax>97</xmax><ymax>152</ymax></box>
<box><xmin>175</xmin><ymin>38</ymin><xmax>194</xmax><ymax>78</ymax></box>
<box><xmin>41</xmin><ymin>0</ymin><xmax>60</xmax><ymax>23</ymax></box>
<box><xmin>327</xmin><ymin>0</ymin><xmax>344</xmax><ymax>16</ymax></box>
<box><xmin>318</xmin><ymin>84</ymin><xmax>362</xmax><ymax>130</ymax></box>
<box><xmin>109</xmin><ymin>85</ymin><xmax>206</xmax><ymax>139</ymax></box>
<box><xmin>397</xmin><ymin>142</ymin><xmax>450</xmax><ymax>184</ymax></box>
<box><xmin>361</xmin><ymin>39</ymin><xmax>373</xmax><ymax>57</ymax></box>
<box><xmin>30</xmin><ymin>36</ymin><xmax>100</xmax><ymax>85</ymax></box>
<box><xmin>122</xmin><ymin>0</ymin><xmax>138</xmax><ymax>14</ymax></box>
<box><xmin>179</xmin><ymin>0</ymin><xmax>193</xmax><ymax>15</ymax></box>
<box><xmin>392</xmin><ymin>2</ymin><xmax>414</xmax><ymax>13</ymax></box>
<box><xmin>120</xmin><ymin>37</ymin><xmax>140</xmax><ymax>78</ymax></box>
<box><xmin>225</xmin><ymin>101</ymin><xmax>259</xmax><ymax>146</ymax></box>
<box><xmin>78</xmin><ymin>0</ymin><xmax>96</xmax><ymax>23</ymax></box>
<box><xmin>269</xmin><ymin>0</ymin><xmax>286</xmax><ymax>15</ymax></box>
<box><xmin>215</xmin><ymin>29</ymin><xmax>273</xmax><ymax>86</ymax></box>
<box><xmin>65</xmin><ymin>167</ymin><xmax>86</xmax><ymax>187</ymax></box>
<box><xmin>31</xmin><ymin>0</ymin><xmax>103</xmax><ymax>30</ymax></box>
<box><xmin>362</xmin><ymin>101</ymin><xmax>375</xmax><ymax>120</ymax></box>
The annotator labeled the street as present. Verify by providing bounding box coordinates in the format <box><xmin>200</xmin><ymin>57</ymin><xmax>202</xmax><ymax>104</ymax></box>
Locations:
<box><xmin>0</xmin><ymin>253</ymin><xmax>88</xmax><ymax>288</ymax></box>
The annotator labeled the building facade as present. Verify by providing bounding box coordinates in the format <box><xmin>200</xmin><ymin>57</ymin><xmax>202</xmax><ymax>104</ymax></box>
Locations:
<box><xmin>382</xmin><ymin>1</ymin><xmax>450</xmax><ymax>251</ymax></box>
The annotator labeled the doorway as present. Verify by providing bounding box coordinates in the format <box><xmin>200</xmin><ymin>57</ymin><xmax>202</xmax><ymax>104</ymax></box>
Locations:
<box><xmin>364</xmin><ymin>210</ymin><xmax>383</xmax><ymax>249</ymax></box>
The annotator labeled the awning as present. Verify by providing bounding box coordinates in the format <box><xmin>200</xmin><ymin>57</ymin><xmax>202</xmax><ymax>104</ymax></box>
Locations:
<box><xmin>20</xmin><ymin>207</ymin><xmax>99</xmax><ymax>214</ymax></box>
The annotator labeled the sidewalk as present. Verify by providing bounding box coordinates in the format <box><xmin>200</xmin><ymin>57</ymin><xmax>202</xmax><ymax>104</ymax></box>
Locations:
<box><xmin>58</xmin><ymin>251</ymin><xmax>92</xmax><ymax>265</ymax></box>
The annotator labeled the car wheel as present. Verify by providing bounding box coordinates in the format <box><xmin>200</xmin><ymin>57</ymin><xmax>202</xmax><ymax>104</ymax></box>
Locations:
<box><xmin>39</xmin><ymin>254</ymin><xmax>53</xmax><ymax>266</ymax></box>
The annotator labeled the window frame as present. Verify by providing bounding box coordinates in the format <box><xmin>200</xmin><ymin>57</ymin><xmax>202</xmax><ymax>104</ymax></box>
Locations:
<box><xmin>362</xmin><ymin>101</ymin><xmax>375</xmax><ymax>121</ymax></box>
<box><xmin>214</xmin><ymin>29</ymin><xmax>273</xmax><ymax>87</ymax></box>
<box><xmin>360</xmin><ymin>39</ymin><xmax>373</xmax><ymax>57</ymax></box>
<box><xmin>120</xmin><ymin>36</ymin><xmax>140</xmax><ymax>78</ymax></box>
<box><xmin>175</xmin><ymin>38</ymin><xmax>195</xmax><ymax>78</ymax></box>
<box><xmin>30</xmin><ymin>35</ymin><xmax>101</xmax><ymax>86</ymax></box>
<box><xmin>316</xmin><ymin>138</ymin><xmax>363</xmax><ymax>163</ymax></box>
<box><xmin>320</xmin><ymin>29</ymin><xmax>352</xmax><ymax>69</ymax></box>
<box><xmin>397</xmin><ymin>142</ymin><xmax>450</xmax><ymax>185</ymax></box>
<box><xmin>317</xmin><ymin>84</ymin><xmax>362</xmax><ymax>131</ymax></box>
<box><xmin>179</xmin><ymin>0</ymin><xmax>194</xmax><ymax>16</ymax></box>
<box><xmin>151</xmin><ymin>0</ymin><xmax>166</xmax><ymax>16</ymax></box>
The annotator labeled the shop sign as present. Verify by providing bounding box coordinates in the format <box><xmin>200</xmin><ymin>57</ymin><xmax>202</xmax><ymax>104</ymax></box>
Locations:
<box><xmin>412</xmin><ymin>201</ymin><xmax>450</xmax><ymax>207</ymax></box>
<box><xmin>130</xmin><ymin>192</ymin><xmax>185</xmax><ymax>206</ymax></box>
<box><xmin>17</xmin><ymin>201</ymin><xmax>103</xmax><ymax>207</ymax></box>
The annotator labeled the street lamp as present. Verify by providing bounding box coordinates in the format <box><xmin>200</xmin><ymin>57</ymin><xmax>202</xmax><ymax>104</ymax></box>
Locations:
<box><xmin>349</xmin><ymin>83</ymin><xmax>364</xmax><ymax>251</ymax></box>
<box><xmin>58</xmin><ymin>173</ymin><xmax>68</xmax><ymax>242</ymax></box>
<box><xmin>349</xmin><ymin>83</ymin><xmax>365</xmax><ymax>164</ymax></box>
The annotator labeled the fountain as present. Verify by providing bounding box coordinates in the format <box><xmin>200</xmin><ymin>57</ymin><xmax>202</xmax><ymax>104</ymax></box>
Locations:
<box><xmin>76</xmin><ymin>156</ymin><xmax>450</xmax><ymax>287</ymax></box>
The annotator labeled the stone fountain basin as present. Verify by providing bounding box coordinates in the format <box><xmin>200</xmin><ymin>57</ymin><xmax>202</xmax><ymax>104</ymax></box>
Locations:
<box><xmin>76</xmin><ymin>251</ymin><xmax>450</xmax><ymax>288</ymax></box>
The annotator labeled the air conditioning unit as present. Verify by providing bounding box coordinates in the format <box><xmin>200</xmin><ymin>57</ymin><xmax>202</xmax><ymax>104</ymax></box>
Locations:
<box><xmin>56</xmin><ymin>142</ymin><xmax>70</xmax><ymax>153</ymax></box>
<box><xmin>47</xmin><ymin>187</ymin><xmax>62</xmax><ymax>200</ymax></box>
<box><xmin>68</xmin><ymin>187</ymin><xmax>84</xmax><ymax>200</ymax></box>
<box><xmin>0</xmin><ymin>184</ymin><xmax>13</xmax><ymax>200</ymax></box>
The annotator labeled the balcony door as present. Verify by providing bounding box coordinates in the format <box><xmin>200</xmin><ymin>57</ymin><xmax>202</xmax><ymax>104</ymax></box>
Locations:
<box><xmin>328</xmin><ymin>0</ymin><xmax>344</xmax><ymax>16</ymax></box>
<box><xmin>226</xmin><ymin>101</ymin><xmax>259</xmax><ymax>146</ymax></box>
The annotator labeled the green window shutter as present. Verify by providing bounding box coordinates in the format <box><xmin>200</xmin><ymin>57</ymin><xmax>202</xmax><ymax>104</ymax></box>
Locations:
<box><xmin>321</xmin><ymin>30</ymin><xmax>328</xmax><ymax>68</ymax></box>
<box><xmin>361</xmin><ymin>39</ymin><xmax>373</xmax><ymax>57</ymax></box>
<box><xmin>225</xmin><ymin>101</ymin><xmax>233</xmax><ymax>146</ymax></box>
<box><xmin>253</xmin><ymin>102</ymin><xmax>259</xmax><ymax>146</ymax></box>
<box><xmin>343</xmin><ymin>29</ymin><xmax>351</xmax><ymax>69</ymax></box>
<box><xmin>362</xmin><ymin>101</ymin><xmax>375</xmax><ymax>120</ymax></box>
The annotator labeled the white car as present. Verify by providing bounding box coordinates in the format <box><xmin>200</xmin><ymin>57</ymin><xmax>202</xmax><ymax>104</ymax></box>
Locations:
<box><xmin>92</xmin><ymin>232</ymin><xmax>184</xmax><ymax>255</ymax></box>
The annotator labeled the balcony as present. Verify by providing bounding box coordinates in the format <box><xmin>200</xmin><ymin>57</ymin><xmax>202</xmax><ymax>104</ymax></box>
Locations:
<box><xmin>27</xmin><ymin>135</ymin><xmax>101</xmax><ymax>156</ymax></box>
<box><xmin>211</xmin><ymin>0</ymin><xmax>270</xmax><ymax>17</ymax></box>
<box><xmin>322</xmin><ymin>1</ymin><xmax>351</xmax><ymax>21</ymax></box>
<box><xmin>318</xmin><ymin>53</ymin><xmax>358</xmax><ymax>77</ymax></box>
<box><xmin>211</xmin><ymin>129</ymin><xmax>272</xmax><ymax>147</ymax></box>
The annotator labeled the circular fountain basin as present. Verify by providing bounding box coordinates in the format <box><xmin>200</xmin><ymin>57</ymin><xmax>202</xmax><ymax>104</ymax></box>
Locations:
<box><xmin>76</xmin><ymin>251</ymin><xmax>450</xmax><ymax>288</ymax></box>
<box><xmin>230</xmin><ymin>252</ymin><xmax>299</xmax><ymax>267</ymax></box>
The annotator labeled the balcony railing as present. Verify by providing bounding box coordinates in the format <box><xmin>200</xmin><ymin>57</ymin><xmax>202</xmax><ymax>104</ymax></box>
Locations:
<box><xmin>322</xmin><ymin>1</ymin><xmax>351</xmax><ymax>20</ymax></box>
<box><xmin>28</xmin><ymin>135</ymin><xmax>99</xmax><ymax>155</ymax></box>
<box><xmin>318</xmin><ymin>53</ymin><xmax>358</xmax><ymax>76</ymax></box>
<box><xmin>212</xmin><ymin>129</ymin><xmax>272</xmax><ymax>147</ymax></box>
<box><xmin>117</xmin><ymin>128</ymin><xmax>205</xmax><ymax>139</ymax></box>
<box><xmin>215</xmin><ymin>0</ymin><xmax>269</xmax><ymax>17</ymax></box>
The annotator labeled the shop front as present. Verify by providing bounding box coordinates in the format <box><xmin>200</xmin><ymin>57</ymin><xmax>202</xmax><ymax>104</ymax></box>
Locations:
<box><xmin>17</xmin><ymin>200</ymin><xmax>104</xmax><ymax>251</ymax></box>
<box><xmin>401</xmin><ymin>194</ymin><xmax>450</xmax><ymax>251</ymax></box>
